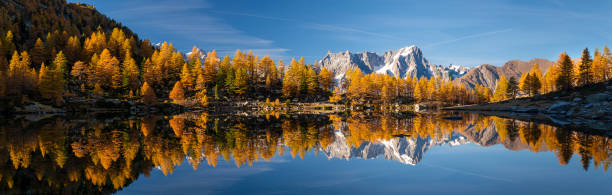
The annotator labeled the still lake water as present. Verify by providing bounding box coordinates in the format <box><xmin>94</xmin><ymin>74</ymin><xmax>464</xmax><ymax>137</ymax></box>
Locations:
<box><xmin>1</xmin><ymin>112</ymin><xmax>610</xmax><ymax>194</ymax></box>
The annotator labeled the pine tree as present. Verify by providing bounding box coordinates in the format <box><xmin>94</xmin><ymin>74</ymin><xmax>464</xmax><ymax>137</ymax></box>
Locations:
<box><xmin>578</xmin><ymin>48</ymin><xmax>593</xmax><ymax>86</ymax></box>
<box><xmin>556</xmin><ymin>52</ymin><xmax>574</xmax><ymax>91</ymax></box>
<box><xmin>141</xmin><ymin>82</ymin><xmax>157</xmax><ymax>105</ymax></box>
<box><xmin>493</xmin><ymin>76</ymin><xmax>509</xmax><ymax>101</ymax></box>
<box><xmin>169</xmin><ymin>81</ymin><xmax>185</xmax><ymax>103</ymax></box>
<box><xmin>506</xmin><ymin>76</ymin><xmax>519</xmax><ymax>99</ymax></box>
<box><xmin>529</xmin><ymin>73</ymin><xmax>541</xmax><ymax>96</ymax></box>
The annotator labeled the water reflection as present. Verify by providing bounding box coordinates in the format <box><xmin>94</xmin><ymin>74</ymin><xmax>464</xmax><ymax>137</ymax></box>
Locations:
<box><xmin>0</xmin><ymin>112</ymin><xmax>610</xmax><ymax>193</ymax></box>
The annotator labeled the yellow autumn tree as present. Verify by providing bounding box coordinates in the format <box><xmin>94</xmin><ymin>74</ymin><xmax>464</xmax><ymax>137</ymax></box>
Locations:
<box><xmin>493</xmin><ymin>75</ymin><xmax>509</xmax><ymax>101</ymax></box>
<box><xmin>141</xmin><ymin>82</ymin><xmax>157</xmax><ymax>105</ymax></box>
<box><xmin>169</xmin><ymin>81</ymin><xmax>185</xmax><ymax>103</ymax></box>
<box><xmin>180</xmin><ymin>63</ymin><xmax>193</xmax><ymax>90</ymax></box>
<box><xmin>203</xmin><ymin>50</ymin><xmax>219</xmax><ymax>86</ymax></box>
<box><xmin>318</xmin><ymin>66</ymin><xmax>334</xmax><ymax>93</ymax></box>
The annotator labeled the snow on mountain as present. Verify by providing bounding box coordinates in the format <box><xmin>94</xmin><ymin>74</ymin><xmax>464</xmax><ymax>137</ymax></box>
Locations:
<box><xmin>320</xmin><ymin>46</ymin><xmax>470</xmax><ymax>82</ymax></box>
<box><xmin>185</xmin><ymin>47</ymin><xmax>206</xmax><ymax>61</ymax></box>
<box><xmin>321</xmin><ymin>130</ymin><xmax>469</xmax><ymax>165</ymax></box>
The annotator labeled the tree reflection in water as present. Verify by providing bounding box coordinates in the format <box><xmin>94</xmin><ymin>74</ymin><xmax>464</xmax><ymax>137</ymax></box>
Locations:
<box><xmin>0</xmin><ymin>112</ymin><xmax>610</xmax><ymax>193</ymax></box>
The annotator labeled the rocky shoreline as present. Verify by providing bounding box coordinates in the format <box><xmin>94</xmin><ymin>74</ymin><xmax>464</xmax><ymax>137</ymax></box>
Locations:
<box><xmin>445</xmin><ymin>83</ymin><xmax>612</xmax><ymax>131</ymax></box>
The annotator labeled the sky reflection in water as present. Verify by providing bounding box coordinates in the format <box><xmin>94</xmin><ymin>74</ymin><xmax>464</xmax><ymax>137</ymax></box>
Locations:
<box><xmin>0</xmin><ymin>112</ymin><xmax>610</xmax><ymax>194</ymax></box>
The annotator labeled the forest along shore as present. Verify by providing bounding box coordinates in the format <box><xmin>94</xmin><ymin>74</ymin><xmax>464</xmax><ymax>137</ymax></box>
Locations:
<box><xmin>5</xmin><ymin>96</ymin><xmax>418</xmax><ymax>116</ymax></box>
<box><xmin>445</xmin><ymin>81</ymin><xmax>612</xmax><ymax>130</ymax></box>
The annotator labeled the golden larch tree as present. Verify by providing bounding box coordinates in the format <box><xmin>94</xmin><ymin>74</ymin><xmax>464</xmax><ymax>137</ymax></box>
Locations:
<box><xmin>169</xmin><ymin>81</ymin><xmax>185</xmax><ymax>103</ymax></box>
<box><xmin>141</xmin><ymin>82</ymin><xmax>157</xmax><ymax>105</ymax></box>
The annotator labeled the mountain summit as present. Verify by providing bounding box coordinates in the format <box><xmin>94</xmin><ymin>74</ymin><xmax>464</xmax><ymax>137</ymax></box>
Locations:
<box><xmin>320</xmin><ymin>46</ymin><xmax>469</xmax><ymax>81</ymax></box>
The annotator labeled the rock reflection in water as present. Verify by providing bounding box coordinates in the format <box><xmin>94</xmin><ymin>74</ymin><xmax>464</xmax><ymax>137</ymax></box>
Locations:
<box><xmin>0</xmin><ymin>112</ymin><xmax>610</xmax><ymax>194</ymax></box>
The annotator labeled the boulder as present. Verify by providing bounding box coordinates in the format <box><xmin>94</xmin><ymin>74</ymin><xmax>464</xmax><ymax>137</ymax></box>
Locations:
<box><xmin>547</xmin><ymin>101</ymin><xmax>572</xmax><ymax>114</ymax></box>
<box><xmin>586</xmin><ymin>93</ymin><xmax>608</xmax><ymax>104</ymax></box>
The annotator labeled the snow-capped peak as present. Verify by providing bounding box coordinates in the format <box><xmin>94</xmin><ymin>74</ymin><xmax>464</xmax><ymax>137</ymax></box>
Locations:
<box><xmin>320</xmin><ymin>46</ymin><xmax>470</xmax><ymax>83</ymax></box>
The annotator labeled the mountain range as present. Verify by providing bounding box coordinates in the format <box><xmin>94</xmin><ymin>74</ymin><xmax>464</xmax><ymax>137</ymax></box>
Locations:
<box><xmin>320</xmin><ymin>46</ymin><xmax>470</xmax><ymax>81</ymax></box>
<box><xmin>320</xmin><ymin>46</ymin><xmax>553</xmax><ymax>89</ymax></box>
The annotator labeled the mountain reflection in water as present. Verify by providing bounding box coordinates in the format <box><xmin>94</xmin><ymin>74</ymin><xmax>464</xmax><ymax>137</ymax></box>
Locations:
<box><xmin>0</xmin><ymin>112</ymin><xmax>610</xmax><ymax>194</ymax></box>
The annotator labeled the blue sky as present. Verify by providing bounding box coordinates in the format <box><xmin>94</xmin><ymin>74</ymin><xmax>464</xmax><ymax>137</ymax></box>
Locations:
<box><xmin>69</xmin><ymin>0</ymin><xmax>612</xmax><ymax>67</ymax></box>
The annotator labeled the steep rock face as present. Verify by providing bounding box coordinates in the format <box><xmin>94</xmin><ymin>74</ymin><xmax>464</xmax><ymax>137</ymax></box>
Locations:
<box><xmin>320</xmin><ymin>46</ymin><xmax>469</xmax><ymax>81</ymax></box>
<box><xmin>455</xmin><ymin>58</ymin><xmax>553</xmax><ymax>89</ymax></box>
<box><xmin>454</xmin><ymin>64</ymin><xmax>501</xmax><ymax>89</ymax></box>
<box><xmin>460</xmin><ymin>124</ymin><xmax>500</xmax><ymax>146</ymax></box>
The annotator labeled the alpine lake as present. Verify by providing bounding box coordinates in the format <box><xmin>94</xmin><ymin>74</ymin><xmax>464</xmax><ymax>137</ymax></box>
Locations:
<box><xmin>1</xmin><ymin>111</ymin><xmax>611</xmax><ymax>194</ymax></box>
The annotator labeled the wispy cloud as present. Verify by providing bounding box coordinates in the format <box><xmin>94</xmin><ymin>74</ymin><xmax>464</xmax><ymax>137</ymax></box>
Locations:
<box><xmin>99</xmin><ymin>0</ymin><xmax>289</xmax><ymax>58</ymax></box>
<box><xmin>425</xmin><ymin>29</ymin><xmax>513</xmax><ymax>48</ymax></box>
<box><xmin>211</xmin><ymin>11</ymin><xmax>408</xmax><ymax>42</ymax></box>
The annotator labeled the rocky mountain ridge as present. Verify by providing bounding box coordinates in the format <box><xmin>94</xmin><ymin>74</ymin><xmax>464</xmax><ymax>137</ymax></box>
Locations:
<box><xmin>320</xmin><ymin>46</ymin><xmax>470</xmax><ymax>81</ymax></box>
<box><xmin>320</xmin><ymin>46</ymin><xmax>553</xmax><ymax>89</ymax></box>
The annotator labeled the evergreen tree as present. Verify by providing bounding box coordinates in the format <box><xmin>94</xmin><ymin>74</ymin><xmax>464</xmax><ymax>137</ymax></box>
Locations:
<box><xmin>556</xmin><ymin>52</ymin><xmax>574</xmax><ymax>91</ymax></box>
<box><xmin>506</xmin><ymin>76</ymin><xmax>519</xmax><ymax>99</ymax></box>
<box><xmin>529</xmin><ymin>73</ymin><xmax>541</xmax><ymax>96</ymax></box>
<box><xmin>578</xmin><ymin>48</ymin><xmax>593</xmax><ymax>86</ymax></box>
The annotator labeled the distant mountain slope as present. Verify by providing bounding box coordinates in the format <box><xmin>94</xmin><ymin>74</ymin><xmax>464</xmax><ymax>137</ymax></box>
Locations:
<box><xmin>0</xmin><ymin>0</ymin><xmax>154</xmax><ymax>67</ymax></box>
<box><xmin>320</xmin><ymin>46</ymin><xmax>469</xmax><ymax>81</ymax></box>
<box><xmin>0</xmin><ymin>0</ymin><xmax>140</xmax><ymax>50</ymax></box>
<box><xmin>455</xmin><ymin>58</ymin><xmax>553</xmax><ymax>89</ymax></box>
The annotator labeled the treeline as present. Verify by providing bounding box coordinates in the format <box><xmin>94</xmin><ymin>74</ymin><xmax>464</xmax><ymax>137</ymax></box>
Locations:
<box><xmin>493</xmin><ymin>47</ymin><xmax>612</xmax><ymax>101</ymax></box>
<box><xmin>329</xmin><ymin>68</ymin><xmax>491</xmax><ymax>106</ymax></box>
